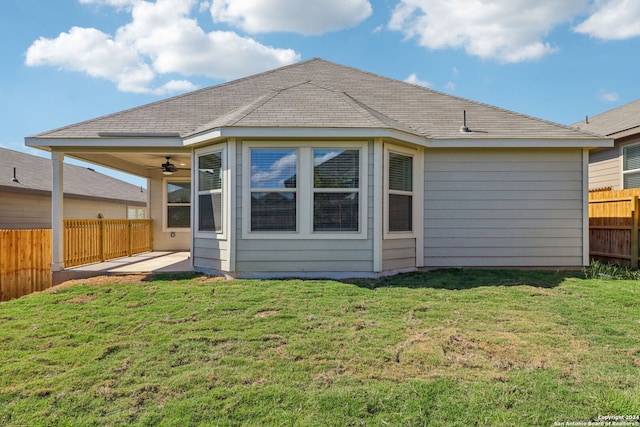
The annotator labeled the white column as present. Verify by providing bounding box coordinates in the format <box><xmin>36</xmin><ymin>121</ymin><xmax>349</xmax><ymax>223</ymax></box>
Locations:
<box><xmin>51</xmin><ymin>151</ymin><xmax>65</xmax><ymax>271</ymax></box>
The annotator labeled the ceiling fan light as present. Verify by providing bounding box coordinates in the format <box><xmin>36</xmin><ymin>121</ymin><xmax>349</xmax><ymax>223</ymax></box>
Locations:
<box><xmin>163</xmin><ymin>170</ymin><xmax>174</xmax><ymax>175</ymax></box>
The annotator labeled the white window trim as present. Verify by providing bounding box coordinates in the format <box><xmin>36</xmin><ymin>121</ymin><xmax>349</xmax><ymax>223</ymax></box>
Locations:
<box><xmin>194</xmin><ymin>144</ymin><xmax>228</xmax><ymax>240</ymax></box>
<box><xmin>162</xmin><ymin>177</ymin><xmax>191</xmax><ymax>232</ymax></box>
<box><xmin>621</xmin><ymin>141</ymin><xmax>640</xmax><ymax>189</ymax></box>
<box><xmin>384</xmin><ymin>144</ymin><xmax>421</xmax><ymax>240</ymax></box>
<box><xmin>242</xmin><ymin>141</ymin><xmax>368</xmax><ymax>240</ymax></box>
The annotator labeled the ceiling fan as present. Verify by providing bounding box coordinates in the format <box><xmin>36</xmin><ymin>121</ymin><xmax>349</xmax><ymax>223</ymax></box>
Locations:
<box><xmin>161</xmin><ymin>156</ymin><xmax>188</xmax><ymax>175</ymax></box>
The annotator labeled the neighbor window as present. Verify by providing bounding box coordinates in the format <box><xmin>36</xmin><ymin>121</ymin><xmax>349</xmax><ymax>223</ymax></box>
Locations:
<box><xmin>387</xmin><ymin>150</ymin><xmax>414</xmax><ymax>233</ymax></box>
<box><xmin>166</xmin><ymin>180</ymin><xmax>190</xmax><ymax>229</ymax></box>
<box><xmin>198</xmin><ymin>151</ymin><xmax>223</xmax><ymax>233</ymax></box>
<box><xmin>623</xmin><ymin>143</ymin><xmax>640</xmax><ymax>188</ymax></box>
<box><xmin>250</xmin><ymin>149</ymin><xmax>297</xmax><ymax>232</ymax></box>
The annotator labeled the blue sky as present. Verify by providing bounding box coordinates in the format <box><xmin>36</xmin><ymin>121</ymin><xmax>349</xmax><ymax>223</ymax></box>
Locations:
<box><xmin>2</xmin><ymin>0</ymin><xmax>640</xmax><ymax>187</ymax></box>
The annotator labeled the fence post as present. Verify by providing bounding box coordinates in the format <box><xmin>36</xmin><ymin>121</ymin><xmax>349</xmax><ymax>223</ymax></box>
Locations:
<box><xmin>99</xmin><ymin>220</ymin><xmax>105</xmax><ymax>262</ymax></box>
<box><xmin>631</xmin><ymin>196</ymin><xmax>639</xmax><ymax>269</ymax></box>
<box><xmin>128</xmin><ymin>221</ymin><xmax>133</xmax><ymax>256</ymax></box>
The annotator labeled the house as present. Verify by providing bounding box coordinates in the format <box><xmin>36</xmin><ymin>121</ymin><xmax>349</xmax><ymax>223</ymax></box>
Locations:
<box><xmin>572</xmin><ymin>99</ymin><xmax>640</xmax><ymax>190</ymax></box>
<box><xmin>25</xmin><ymin>58</ymin><xmax>611</xmax><ymax>278</ymax></box>
<box><xmin>0</xmin><ymin>147</ymin><xmax>147</xmax><ymax>229</ymax></box>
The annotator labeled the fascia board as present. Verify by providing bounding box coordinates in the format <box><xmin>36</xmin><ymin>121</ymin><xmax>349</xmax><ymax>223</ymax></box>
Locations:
<box><xmin>25</xmin><ymin>137</ymin><xmax>184</xmax><ymax>148</ymax></box>
<box><xmin>427</xmin><ymin>138</ymin><xmax>614</xmax><ymax>148</ymax></box>
<box><xmin>183</xmin><ymin>127</ymin><xmax>429</xmax><ymax>146</ymax></box>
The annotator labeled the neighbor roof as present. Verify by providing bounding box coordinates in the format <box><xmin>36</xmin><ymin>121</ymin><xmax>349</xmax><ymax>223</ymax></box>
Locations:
<box><xmin>572</xmin><ymin>99</ymin><xmax>640</xmax><ymax>139</ymax></box>
<box><xmin>31</xmin><ymin>58</ymin><xmax>602</xmax><ymax>142</ymax></box>
<box><xmin>0</xmin><ymin>147</ymin><xmax>146</xmax><ymax>204</ymax></box>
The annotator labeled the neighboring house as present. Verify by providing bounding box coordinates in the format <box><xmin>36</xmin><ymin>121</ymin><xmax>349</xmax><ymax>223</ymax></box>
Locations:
<box><xmin>26</xmin><ymin>59</ymin><xmax>611</xmax><ymax>278</ymax></box>
<box><xmin>572</xmin><ymin>99</ymin><xmax>640</xmax><ymax>190</ymax></box>
<box><xmin>0</xmin><ymin>147</ymin><xmax>147</xmax><ymax>229</ymax></box>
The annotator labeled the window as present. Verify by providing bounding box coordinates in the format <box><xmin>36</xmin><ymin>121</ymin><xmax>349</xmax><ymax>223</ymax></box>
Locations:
<box><xmin>386</xmin><ymin>149</ymin><xmax>414</xmax><ymax>234</ymax></box>
<box><xmin>244</xmin><ymin>142</ymin><xmax>367</xmax><ymax>238</ymax></box>
<box><xmin>313</xmin><ymin>149</ymin><xmax>359</xmax><ymax>231</ymax></box>
<box><xmin>127</xmin><ymin>206</ymin><xmax>147</xmax><ymax>219</ymax></box>
<box><xmin>250</xmin><ymin>149</ymin><xmax>297</xmax><ymax>231</ymax></box>
<box><xmin>198</xmin><ymin>151</ymin><xmax>223</xmax><ymax>233</ymax></box>
<box><xmin>623</xmin><ymin>144</ymin><xmax>640</xmax><ymax>188</ymax></box>
<box><xmin>166</xmin><ymin>180</ymin><xmax>190</xmax><ymax>229</ymax></box>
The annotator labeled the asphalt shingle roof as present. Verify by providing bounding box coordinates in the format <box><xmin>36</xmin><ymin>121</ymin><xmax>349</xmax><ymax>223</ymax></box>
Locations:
<box><xmin>32</xmin><ymin>58</ymin><xmax>598</xmax><ymax>141</ymax></box>
<box><xmin>0</xmin><ymin>147</ymin><xmax>146</xmax><ymax>204</ymax></box>
<box><xmin>572</xmin><ymin>99</ymin><xmax>640</xmax><ymax>137</ymax></box>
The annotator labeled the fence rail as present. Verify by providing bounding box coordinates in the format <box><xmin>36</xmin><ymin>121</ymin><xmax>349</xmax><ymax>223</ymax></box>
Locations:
<box><xmin>64</xmin><ymin>219</ymin><xmax>153</xmax><ymax>268</ymax></box>
<box><xmin>1</xmin><ymin>220</ymin><xmax>153</xmax><ymax>301</ymax></box>
<box><xmin>0</xmin><ymin>229</ymin><xmax>52</xmax><ymax>302</ymax></box>
<box><xmin>589</xmin><ymin>189</ymin><xmax>640</xmax><ymax>267</ymax></box>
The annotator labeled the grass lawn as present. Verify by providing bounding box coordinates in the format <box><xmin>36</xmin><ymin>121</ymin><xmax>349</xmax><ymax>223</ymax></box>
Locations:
<box><xmin>0</xmin><ymin>269</ymin><xmax>638</xmax><ymax>426</ymax></box>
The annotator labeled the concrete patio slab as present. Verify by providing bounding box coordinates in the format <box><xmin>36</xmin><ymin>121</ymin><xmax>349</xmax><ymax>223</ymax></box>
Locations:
<box><xmin>52</xmin><ymin>251</ymin><xmax>193</xmax><ymax>285</ymax></box>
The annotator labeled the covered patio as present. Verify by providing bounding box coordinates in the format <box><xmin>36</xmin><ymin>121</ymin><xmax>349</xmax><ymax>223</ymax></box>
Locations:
<box><xmin>52</xmin><ymin>251</ymin><xmax>193</xmax><ymax>285</ymax></box>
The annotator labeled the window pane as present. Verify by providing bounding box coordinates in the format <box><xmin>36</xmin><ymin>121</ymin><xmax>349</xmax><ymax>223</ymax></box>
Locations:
<box><xmin>624</xmin><ymin>145</ymin><xmax>640</xmax><ymax>171</ymax></box>
<box><xmin>389</xmin><ymin>194</ymin><xmax>412</xmax><ymax>232</ymax></box>
<box><xmin>251</xmin><ymin>149</ymin><xmax>297</xmax><ymax>189</ymax></box>
<box><xmin>199</xmin><ymin>152</ymin><xmax>222</xmax><ymax>191</ymax></box>
<box><xmin>167</xmin><ymin>182</ymin><xmax>191</xmax><ymax>203</ymax></box>
<box><xmin>313</xmin><ymin>149</ymin><xmax>359</xmax><ymax>188</ymax></box>
<box><xmin>167</xmin><ymin>206</ymin><xmax>190</xmax><ymax>228</ymax></box>
<box><xmin>251</xmin><ymin>192</ymin><xmax>296</xmax><ymax>231</ymax></box>
<box><xmin>199</xmin><ymin>193</ymin><xmax>222</xmax><ymax>232</ymax></box>
<box><xmin>314</xmin><ymin>193</ymin><xmax>359</xmax><ymax>231</ymax></box>
<box><xmin>389</xmin><ymin>153</ymin><xmax>413</xmax><ymax>191</ymax></box>
<box><xmin>624</xmin><ymin>171</ymin><xmax>640</xmax><ymax>188</ymax></box>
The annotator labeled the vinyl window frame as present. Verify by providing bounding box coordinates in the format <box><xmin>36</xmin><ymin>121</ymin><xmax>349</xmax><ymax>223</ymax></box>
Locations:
<box><xmin>621</xmin><ymin>141</ymin><xmax>640</xmax><ymax>189</ymax></box>
<box><xmin>194</xmin><ymin>144</ymin><xmax>227</xmax><ymax>239</ymax></box>
<box><xmin>162</xmin><ymin>177</ymin><xmax>191</xmax><ymax>232</ymax></box>
<box><xmin>383</xmin><ymin>144</ymin><xmax>420</xmax><ymax>239</ymax></box>
<box><xmin>242</xmin><ymin>141</ymin><xmax>368</xmax><ymax>240</ymax></box>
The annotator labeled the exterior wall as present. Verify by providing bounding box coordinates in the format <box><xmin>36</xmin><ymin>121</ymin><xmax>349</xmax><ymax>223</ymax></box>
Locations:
<box><xmin>148</xmin><ymin>174</ymin><xmax>190</xmax><ymax>250</ymax></box>
<box><xmin>423</xmin><ymin>148</ymin><xmax>585</xmax><ymax>268</ymax></box>
<box><xmin>0</xmin><ymin>191</ymin><xmax>138</xmax><ymax>229</ymax></box>
<box><xmin>0</xmin><ymin>192</ymin><xmax>51</xmax><ymax>229</ymax></box>
<box><xmin>589</xmin><ymin>147</ymin><xmax>620</xmax><ymax>190</ymax></box>
<box><xmin>382</xmin><ymin>238</ymin><xmax>416</xmax><ymax>271</ymax></box>
<box><xmin>233</xmin><ymin>139</ymin><xmax>375</xmax><ymax>274</ymax></box>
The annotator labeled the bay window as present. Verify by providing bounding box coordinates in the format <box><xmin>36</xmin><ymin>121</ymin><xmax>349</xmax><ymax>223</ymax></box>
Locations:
<box><xmin>385</xmin><ymin>147</ymin><xmax>415</xmax><ymax>235</ymax></box>
<box><xmin>197</xmin><ymin>151</ymin><xmax>223</xmax><ymax>233</ymax></box>
<box><xmin>244</xmin><ymin>142</ymin><xmax>366</xmax><ymax>238</ymax></box>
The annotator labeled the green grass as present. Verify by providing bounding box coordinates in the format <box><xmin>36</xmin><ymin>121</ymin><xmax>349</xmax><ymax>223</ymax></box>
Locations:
<box><xmin>0</xmin><ymin>270</ymin><xmax>638</xmax><ymax>426</ymax></box>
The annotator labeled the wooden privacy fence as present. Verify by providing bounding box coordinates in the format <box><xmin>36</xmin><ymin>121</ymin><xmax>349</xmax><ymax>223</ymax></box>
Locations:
<box><xmin>64</xmin><ymin>219</ymin><xmax>153</xmax><ymax>268</ymax></box>
<box><xmin>589</xmin><ymin>189</ymin><xmax>640</xmax><ymax>267</ymax></box>
<box><xmin>0</xmin><ymin>229</ymin><xmax>52</xmax><ymax>302</ymax></box>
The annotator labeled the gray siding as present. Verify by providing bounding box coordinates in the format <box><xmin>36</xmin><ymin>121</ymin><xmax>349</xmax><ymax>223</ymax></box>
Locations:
<box><xmin>589</xmin><ymin>147</ymin><xmax>620</xmax><ymax>190</ymax></box>
<box><xmin>234</xmin><ymin>140</ymin><xmax>375</xmax><ymax>273</ymax></box>
<box><xmin>193</xmin><ymin>237</ymin><xmax>228</xmax><ymax>271</ymax></box>
<box><xmin>0</xmin><ymin>191</ymin><xmax>132</xmax><ymax>229</ymax></box>
<box><xmin>424</xmin><ymin>148</ymin><xmax>584</xmax><ymax>268</ymax></box>
<box><xmin>382</xmin><ymin>238</ymin><xmax>416</xmax><ymax>271</ymax></box>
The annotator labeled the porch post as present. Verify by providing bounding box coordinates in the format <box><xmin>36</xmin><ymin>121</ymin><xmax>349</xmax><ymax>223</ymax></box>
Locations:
<box><xmin>51</xmin><ymin>151</ymin><xmax>65</xmax><ymax>271</ymax></box>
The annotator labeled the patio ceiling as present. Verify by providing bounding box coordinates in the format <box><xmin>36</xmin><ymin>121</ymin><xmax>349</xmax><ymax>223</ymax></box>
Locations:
<box><xmin>62</xmin><ymin>149</ymin><xmax>192</xmax><ymax>179</ymax></box>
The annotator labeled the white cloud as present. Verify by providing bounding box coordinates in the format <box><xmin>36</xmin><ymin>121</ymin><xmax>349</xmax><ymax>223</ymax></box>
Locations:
<box><xmin>389</xmin><ymin>0</ymin><xmax>587</xmax><ymax>63</ymax></box>
<box><xmin>404</xmin><ymin>73</ymin><xmax>431</xmax><ymax>87</ymax></box>
<box><xmin>574</xmin><ymin>0</ymin><xmax>640</xmax><ymax>39</ymax></box>
<box><xmin>598</xmin><ymin>91</ymin><xmax>619</xmax><ymax>103</ymax></box>
<box><xmin>210</xmin><ymin>0</ymin><xmax>372</xmax><ymax>35</ymax></box>
<box><xmin>25</xmin><ymin>0</ymin><xmax>300</xmax><ymax>94</ymax></box>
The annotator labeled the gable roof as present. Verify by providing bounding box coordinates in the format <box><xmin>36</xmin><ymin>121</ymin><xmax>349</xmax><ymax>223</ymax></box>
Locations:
<box><xmin>30</xmin><ymin>58</ymin><xmax>605</xmax><ymax>145</ymax></box>
<box><xmin>572</xmin><ymin>99</ymin><xmax>640</xmax><ymax>139</ymax></box>
<box><xmin>0</xmin><ymin>147</ymin><xmax>146</xmax><ymax>205</ymax></box>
